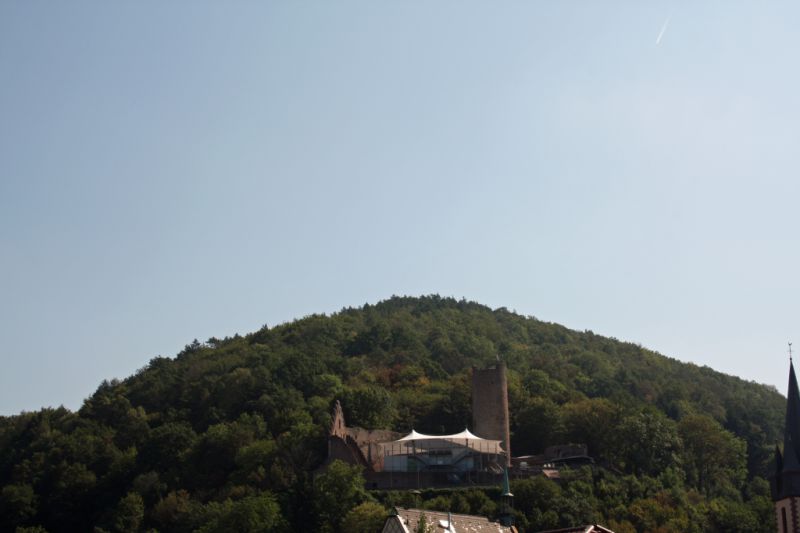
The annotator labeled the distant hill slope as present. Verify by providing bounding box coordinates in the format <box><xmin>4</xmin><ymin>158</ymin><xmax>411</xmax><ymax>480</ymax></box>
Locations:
<box><xmin>0</xmin><ymin>295</ymin><xmax>785</xmax><ymax>532</ymax></box>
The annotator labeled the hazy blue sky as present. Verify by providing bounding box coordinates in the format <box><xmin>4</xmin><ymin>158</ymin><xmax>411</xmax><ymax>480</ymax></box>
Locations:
<box><xmin>2</xmin><ymin>2</ymin><xmax>800</xmax><ymax>415</ymax></box>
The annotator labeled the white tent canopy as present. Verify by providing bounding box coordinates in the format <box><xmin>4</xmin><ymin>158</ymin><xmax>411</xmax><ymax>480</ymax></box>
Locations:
<box><xmin>395</xmin><ymin>428</ymin><xmax>486</xmax><ymax>442</ymax></box>
<box><xmin>382</xmin><ymin>428</ymin><xmax>505</xmax><ymax>455</ymax></box>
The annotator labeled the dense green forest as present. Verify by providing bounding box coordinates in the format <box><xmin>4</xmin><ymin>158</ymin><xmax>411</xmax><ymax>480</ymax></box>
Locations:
<box><xmin>0</xmin><ymin>295</ymin><xmax>786</xmax><ymax>532</ymax></box>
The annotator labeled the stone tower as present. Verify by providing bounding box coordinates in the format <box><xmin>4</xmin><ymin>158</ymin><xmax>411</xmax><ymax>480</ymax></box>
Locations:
<box><xmin>772</xmin><ymin>361</ymin><xmax>800</xmax><ymax>533</ymax></box>
<box><xmin>472</xmin><ymin>363</ymin><xmax>511</xmax><ymax>466</ymax></box>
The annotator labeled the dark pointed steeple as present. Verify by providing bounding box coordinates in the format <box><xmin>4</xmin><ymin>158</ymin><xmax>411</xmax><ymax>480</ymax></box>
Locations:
<box><xmin>784</xmin><ymin>361</ymin><xmax>800</xmax><ymax>470</ymax></box>
<box><xmin>502</xmin><ymin>467</ymin><xmax>513</xmax><ymax>497</ymax></box>
<box><xmin>498</xmin><ymin>467</ymin><xmax>514</xmax><ymax>527</ymax></box>
<box><xmin>772</xmin><ymin>360</ymin><xmax>800</xmax><ymax>500</ymax></box>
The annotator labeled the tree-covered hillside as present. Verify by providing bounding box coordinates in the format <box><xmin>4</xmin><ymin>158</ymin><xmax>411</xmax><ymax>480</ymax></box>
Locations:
<box><xmin>0</xmin><ymin>295</ymin><xmax>786</xmax><ymax>532</ymax></box>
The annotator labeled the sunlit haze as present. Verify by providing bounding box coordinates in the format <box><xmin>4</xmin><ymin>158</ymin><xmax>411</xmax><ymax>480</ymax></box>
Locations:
<box><xmin>2</xmin><ymin>1</ymin><xmax>800</xmax><ymax>415</ymax></box>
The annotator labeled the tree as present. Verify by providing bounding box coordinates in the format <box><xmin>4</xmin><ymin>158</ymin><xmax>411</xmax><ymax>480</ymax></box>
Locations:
<box><xmin>561</xmin><ymin>398</ymin><xmax>620</xmax><ymax>459</ymax></box>
<box><xmin>341</xmin><ymin>386</ymin><xmax>395</xmax><ymax>429</ymax></box>
<box><xmin>195</xmin><ymin>494</ymin><xmax>285</xmax><ymax>533</ymax></box>
<box><xmin>614</xmin><ymin>410</ymin><xmax>681</xmax><ymax>475</ymax></box>
<box><xmin>513</xmin><ymin>397</ymin><xmax>562</xmax><ymax>454</ymax></box>
<box><xmin>0</xmin><ymin>483</ymin><xmax>37</xmax><ymax>529</ymax></box>
<box><xmin>138</xmin><ymin>422</ymin><xmax>197</xmax><ymax>475</ymax></box>
<box><xmin>678</xmin><ymin>414</ymin><xmax>747</xmax><ymax>496</ymax></box>
<box><xmin>312</xmin><ymin>460</ymin><xmax>369</xmax><ymax>532</ymax></box>
<box><xmin>416</xmin><ymin>512</ymin><xmax>432</xmax><ymax>533</ymax></box>
<box><xmin>511</xmin><ymin>477</ymin><xmax>562</xmax><ymax>531</ymax></box>
<box><xmin>151</xmin><ymin>489</ymin><xmax>197</xmax><ymax>532</ymax></box>
<box><xmin>111</xmin><ymin>492</ymin><xmax>144</xmax><ymax>533</ymax></box>
<box><xmin>340</xmin><ymin>502</ymin><xmax>387</xmax><ymax>533</ymax></box>
<box><xmin>48</xmin><ymin>461</ymin><xmax>97</xmax><ymax>530</ymax></box>
<box><xmin>707</xmin><ymin>497</ymin><xmax>760</xmax><ymax>533</ymax></box>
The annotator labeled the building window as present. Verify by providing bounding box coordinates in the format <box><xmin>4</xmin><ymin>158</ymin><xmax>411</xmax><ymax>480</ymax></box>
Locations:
<box><xmin>782</xmin><ymin>506</ymin><xmax>788</xmax><ymax>533</ymax></box>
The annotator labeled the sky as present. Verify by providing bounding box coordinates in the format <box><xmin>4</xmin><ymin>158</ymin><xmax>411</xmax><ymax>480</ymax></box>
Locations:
<box><xmin>2</xmin><ymin>1</ymin><xmax>800</xmax><ymax>416</ymax></box>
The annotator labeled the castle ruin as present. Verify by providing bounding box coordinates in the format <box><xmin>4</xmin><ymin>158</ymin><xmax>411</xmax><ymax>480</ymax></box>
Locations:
<box><xmin>321</xmin><ymin>362</ymin><xmax>511</xmax><ymax>488</ymax></box>
<box><xmin>471</xmin><ymin>362</ymin><xmax>511</xmax><ymax>466</ymax></box>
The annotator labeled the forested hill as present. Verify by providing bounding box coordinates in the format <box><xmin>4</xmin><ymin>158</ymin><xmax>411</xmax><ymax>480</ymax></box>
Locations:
<box><xmin>0</xmin><ymin>295</ymin><xmax>787</xmax><ymax>532</ymax></box>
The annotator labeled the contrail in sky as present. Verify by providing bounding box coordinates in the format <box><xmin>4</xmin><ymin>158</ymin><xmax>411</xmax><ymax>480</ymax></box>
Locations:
<box><xmin>656</xmin><ymin>15</ymin><xmax>671</xmax><ymax>45</ymax></box>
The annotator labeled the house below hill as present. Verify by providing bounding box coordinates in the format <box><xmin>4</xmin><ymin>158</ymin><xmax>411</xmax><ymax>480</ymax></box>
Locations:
<box><xmin>381</xmin><ymin>507</ymin><xmax>517</xmax><ymax>533</ymax></box>
<box><xmin>533</xmin><ymin>526</ymin><xmax>615</xmax><ymax>533</ymax></box>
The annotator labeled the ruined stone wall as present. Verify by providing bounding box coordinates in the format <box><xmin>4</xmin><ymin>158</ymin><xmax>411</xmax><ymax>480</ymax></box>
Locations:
<box><xmin>346</xmin><ymin>427</ymin><xmax>400</xmax><ymax>471</ymax></box>
<box><xmin>325</xmin><ymin>399</ymin><xmax>401</xmax><ymax>472</ymax></box>
<box><xmin>330</xmin><ymin>400</ymin><xmax>347</xmax><ymax>439</ymax></box>
<box><xmin>471</xmin><ymin>363</ymin><xmax>511</xmax><ymax>466</ymax></box>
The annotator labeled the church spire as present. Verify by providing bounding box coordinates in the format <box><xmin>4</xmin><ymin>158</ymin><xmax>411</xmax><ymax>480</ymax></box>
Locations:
<box><xmin>772</xmin><ymin>355</ymin><xmax>800</xmax><ymax>504</ymax></box>
<box><xmin>782</xmin><ymin>360</ymin><xmax>800</xmax><ymax>473</ymax></box>
<box><xmin>498</xmin><ymin>467</ymin><xmax>514</xmax><ymax>527</ymax></box>
<box><xmin>770</xmin><ymin>351</ymin><xmax>800</xmax><ymax>533</ymax></box>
